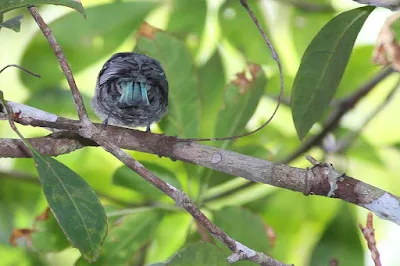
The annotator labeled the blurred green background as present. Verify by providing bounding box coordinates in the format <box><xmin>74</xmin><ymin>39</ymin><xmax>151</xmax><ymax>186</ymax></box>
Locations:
<box><xmin>1</xmin><ymin>0</ymin><xmax>400</xmax><ymax>265</ymax></box>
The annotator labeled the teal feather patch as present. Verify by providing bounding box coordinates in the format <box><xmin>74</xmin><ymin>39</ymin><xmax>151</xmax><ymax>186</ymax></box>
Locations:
<box><xmin>117</xmin><ymin>81</ymin><xmax>150</xmax><ymax>107</ymax></box>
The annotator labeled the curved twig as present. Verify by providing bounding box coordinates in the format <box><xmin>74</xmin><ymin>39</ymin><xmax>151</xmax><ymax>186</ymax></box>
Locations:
<box><xmin>177</xmin><ymin>0</ymin><xmax>284</xmax><ymax>143</ymax></box>
<box><xmin>0</xmin><ymin>64</ymin><xmax>41</xmax><ymax>78</ymax></box>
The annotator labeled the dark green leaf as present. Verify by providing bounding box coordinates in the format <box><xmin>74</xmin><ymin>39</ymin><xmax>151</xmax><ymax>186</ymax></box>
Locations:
<box><xmin>31</xmin><ymin>210</ymin><xmax>70</xmax><ymax>252</ymax></box>
<box><xmin>136</xmin><ymin>32</ymin><xmax>200</xmax><ymax>137</ymax></box>
<box><xmin>75</xmin><ymin>210</ymin><xmax>163</xmax><ymax>266</ymax></box>
<box><xmin>20</xmin><ymin>1</ymin><xmax>158</xmax><ymax>91</ymax></box>
<box><xmin>291</xmin><ymin>7</ymin><xmax>374</xmax><ymax>139</ymax></box>
<box><xmin>215</xmin><ymin>65</ymin><xmax>266</xmax><ymax>149</ymax></box>
<box><xmin>0</xmin><ymin>14</ymin><xmax>23</xmax><ymax>32</ymax></box>
<box><xmin>219</xmin><ymin>0</ymin><xmax>272</xmax><ymax>65</ymax></box>
<box><xmin>0</xmin><ymin>0</ymin><xmax>85</xmax><ymax>15</ymax></box>
<box><xmin>166</xmin><ymin>242</ymin><xmax>229</xmax><ymax>266</ymax></box>
<box><xmin>310</xmin><ymin>204</ymin><xmax>363</xmax><ymax>266</ymax></box>
<box><xmin>33</xmin><ymin>152</ymin><xmax>107</xmax><ymax>262</ymax></box>
<box><xmin>113</xmin><ymin>162</ymin><xmax>181</xmax><ymax>200</ymax></box>
<box><xmin>198</xmin><ymin>50</ymin><xmax>226</xmax><ymax>137</ymax></box>
<box><xmin>213</xmin><ymin>206</ymin><xmax>269</xmax><ymax>254</ymax></box>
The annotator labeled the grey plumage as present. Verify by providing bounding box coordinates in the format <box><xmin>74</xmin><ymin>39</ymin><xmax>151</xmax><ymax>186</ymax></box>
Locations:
<box><xmin>92</xmin><ymin>52</ymin><xmax>168</xmax><ymax>130</ymax></box>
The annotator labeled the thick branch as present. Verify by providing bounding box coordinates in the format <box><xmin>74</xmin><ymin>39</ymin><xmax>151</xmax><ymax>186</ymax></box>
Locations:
<box><xmin>1</xmin><ymin>114</ymin><xmax>400</xmax><ymax>226</ymax></box>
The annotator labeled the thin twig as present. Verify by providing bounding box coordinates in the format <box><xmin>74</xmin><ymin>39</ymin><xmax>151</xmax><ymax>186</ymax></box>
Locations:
<box><xmin>0</xmin><ymin>64</ymin><xmax>41</xmax><ymax>78</ymax></box>
<box><xmin>177</xmin><ymin>0</ymin><xmax>284</xmax><ymax>143</ymax></box>
<box><xmin>27</xmin><ymin>7</ymin><xmax>89</xmax><ymax>123</ymax></box>
<box><xmin>359</xmin><ymin>212</ymin><xmax>382</xmax><ymax>266</ymax></box>
<box><xmin>26</xmin><ymin>6</ymin><xmax>288</xmax><ymax>265</ymax></box>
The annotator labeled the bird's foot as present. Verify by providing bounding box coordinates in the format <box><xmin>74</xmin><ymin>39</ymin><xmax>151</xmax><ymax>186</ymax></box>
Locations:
<box><xmin>102</xmin><ymin>118</ymin><xmax>109</xmax><ymax>127</ymax></box>
<box><xmin>146</xmin><ymin>125</ymin><xmax>151</xmax><ymax>133</ymax></box>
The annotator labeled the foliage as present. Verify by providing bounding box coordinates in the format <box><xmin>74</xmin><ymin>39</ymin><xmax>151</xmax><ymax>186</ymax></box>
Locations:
<box><xmin>1</xmin><ymin>0</ymin><xmax>400</xmax><ymax>266</ymax></box>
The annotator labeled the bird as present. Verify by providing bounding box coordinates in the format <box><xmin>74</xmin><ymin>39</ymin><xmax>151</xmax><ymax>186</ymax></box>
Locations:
<box><xmin>352</xmin><ymin>0</ymin><xmax>400</xmax><ymax>10</ymax></box>
<box><xmin>92</xmin><ymin>52</ymin><xmax>168</xmax><ymax>132</ymax></box>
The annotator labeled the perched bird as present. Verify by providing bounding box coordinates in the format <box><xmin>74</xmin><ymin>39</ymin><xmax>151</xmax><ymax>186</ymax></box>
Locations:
<box><xmin>92</xmin><ymin>52</ymin><xmax>168</xmax><ymax>131</ymax></box>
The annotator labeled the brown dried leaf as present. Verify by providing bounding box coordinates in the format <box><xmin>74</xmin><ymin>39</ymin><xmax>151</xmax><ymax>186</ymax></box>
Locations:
<box><xmin>264</xmin><ymin>223</ymin><xmax>276</xmax><ymax>248</ymax></box>
<box><xmin>232</xmin><ymin>63</ymin><xmax>262</xmax><ymax>93</ymax></box>
<box><xmin>35</xmin><ymin>207</ymin><xmax>50</xmax><ymax>222</ymax></box>
<box><xmin>137</xmin><ymin>22</ymin><xmax>161</xmax><ymax>40</ymax></box>
<box><xmin>373</xmin><ymin>13</ymin><xmax>400</xmax><ymax>71</ymax></box>
<box><xmin>10</xmin><ymin>228</ymin><xmax>34</xmax><ymax>246</ymax></box>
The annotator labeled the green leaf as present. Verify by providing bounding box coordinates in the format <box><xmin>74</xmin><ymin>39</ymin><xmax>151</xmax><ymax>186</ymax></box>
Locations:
<box><xmin>20</xmin><ymin>1</ymin><xmax>158</xmax><ymax>91</ymax></box>
<box><xmin>0</xmin><ymin>0</ymin><xmax>85</xmax><ymax>15</ymax></box>
<box><xmin>113</xmin><ymin>162</ymin><xmax>181</xmax><ymax>200</ymax></box>
<box><xmin>219</xmin><ymin>0</ymin><xmax>272</xmax><ymax>65</ymax></box>
<box><xmin>291</xmin><ymin>7</ymin><xmax>374</xmax><ymax>140</ymax></box>
<box><xmin>31</xmin><ymin>210</ymin><xmax>70</xmax><ymax>252</ymax></box>
<box><xmin>33</xmin><ymin>152</ymin><xmax>107</xmax><ymax>262</ymax></box>
<box><xmin>166</xmin><ymin>242</ymin><xmax>229</xmax><ymax>266</ymax></box>
<box><xmin>215</xmin><ymin>65</ymin><xmax>266</xmax><ymax>149</ymax></box>
<box><xmin>75</xmin><ymin>210</ymin><xmax>163</xmax><ymax>266</ymax></box>
<box><xmin>198</xmin><ymin>50</ymin><xmax>226</xmax><ymax>137</ymax></box>
<box><xmin>136</xmin><ymin>32</ymin><xmax>200</xmax><ymax>137</ymax></box>
<box><xmin>167</xmin><ymin>0</ymin><xmax>207</xmax><ymax>54</ymax></box>
<box><xmin>0</xmin><ymin>14</ymin><xmax>23</xmax><ymax>32</ymax></box>
<box><xmin>310</xmin><ymin>204</ymin><xmax>363</xmax><ymax>266</ymax></box>
<box><xmin>335</xmin><ymin>46</ymin><xmax>379</xmax><ymax>98</ymax></box>
<box><xmin>213</xmin><ymin>206</ymin><xmax>269</xmax><ymax>254</ymax></box>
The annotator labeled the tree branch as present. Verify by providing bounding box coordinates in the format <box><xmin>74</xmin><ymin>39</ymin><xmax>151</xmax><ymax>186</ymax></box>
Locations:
<box><xmin>359</xmin><ymin>213</ymin><xmax>382</xmax><ymax>266</ymax></box>
<box><xmin>1</xmin><ymin>112</ymin><xmax>400</xmax><ymax>226</ymax></box>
